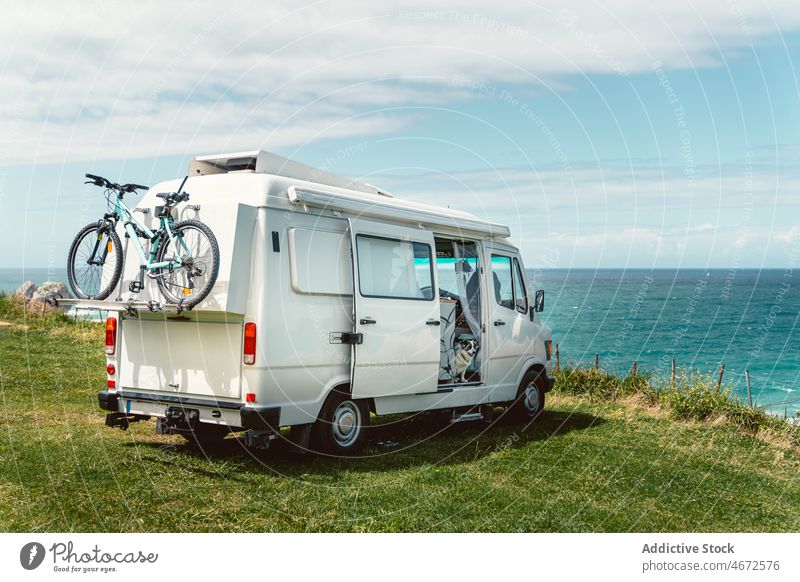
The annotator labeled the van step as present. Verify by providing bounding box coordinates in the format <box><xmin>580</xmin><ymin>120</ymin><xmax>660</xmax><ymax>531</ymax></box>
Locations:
<box><xmin>449</xmin><ymin>406</ymin><xmax>492</xmax><ymax>424</ymax></box>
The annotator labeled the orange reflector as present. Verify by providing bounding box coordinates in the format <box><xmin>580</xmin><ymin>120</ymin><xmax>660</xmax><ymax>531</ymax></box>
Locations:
<box><xmin>182</xmin><ymin>287</ymin><xmax>192</xmax><ymax>295</ymax></box>
<box><xmin>107</xmin><ymin>241</ymin><xmax>113</xmax><ymax>252</ymax></box>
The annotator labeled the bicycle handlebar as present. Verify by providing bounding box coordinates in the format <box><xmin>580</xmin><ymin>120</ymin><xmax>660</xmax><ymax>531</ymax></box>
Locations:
<box><xmin>121</xmin><ymin>183</ymin><xmax>150</xmax><ymax>193</ymax></box>
<box><xmin>85</xmin><ymin>173</ymin><xmax>110</xmax><ymax>187</ymax></box>
<box><xmin>84</xmin><ymin>174</ymin><xmax>148</xmax><ymax>194</ymax></box>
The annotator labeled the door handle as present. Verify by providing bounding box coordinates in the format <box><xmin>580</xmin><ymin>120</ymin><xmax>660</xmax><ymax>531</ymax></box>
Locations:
<box><xmin>359</xmin><ymin>318</ymin><xmax>376</xmax><ymax>325</ymax></box>
<box><xmin>493</xmin><ymin>320</ymin><xmax>506</xmax><ymax>326</ymax></box>
<box><xmin>426</xmin><ymin>319</ymin><xmax>441</xmax><ymax>326</ymax></box>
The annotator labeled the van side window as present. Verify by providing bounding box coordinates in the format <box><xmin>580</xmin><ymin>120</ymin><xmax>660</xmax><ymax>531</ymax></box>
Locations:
<box><xmin>490</xmin><ymin>255</ymin><xmax>514</xmax><ymax>310</ymax></box>
<box><xmin>288</xmin><ymin>228</ymin><xmax>353</xmax><ymax>296</ymax></box>
<box><xmin>513</xmin><ymin>258</ymin><xmax>528</xmax><ymax>313</ymax></box>
<box><xmin>356</xmin><ymin>235</ymin><xmax>434</xmax><ymax>300</ymax></box>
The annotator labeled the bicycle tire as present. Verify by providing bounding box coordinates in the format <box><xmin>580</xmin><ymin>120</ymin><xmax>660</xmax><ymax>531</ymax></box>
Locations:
<box><xmin>154</xmin><ymin>219</ymin><xmax>220</xmax><ymax>309</ymax></box>
<box><xmin>67</xmin><ymin>222</ymin><xmax>123</xmax><ymax>300</ymax></box>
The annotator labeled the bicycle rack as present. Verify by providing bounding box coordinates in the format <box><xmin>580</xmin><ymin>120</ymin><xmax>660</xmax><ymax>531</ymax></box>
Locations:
<box><xmin>114</xmin><ymin>233</ymin><xmax>130</xmax><ymax>301</ymax></box>
<box><xmin>56</xmin><ymin>298</ymin><xmax>186</xmax><ymax>316</ymax></box>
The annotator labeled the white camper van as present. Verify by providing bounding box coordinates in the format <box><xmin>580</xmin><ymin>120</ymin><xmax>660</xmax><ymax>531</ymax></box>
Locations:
<box><xmin>70</xmin><ymin>151</ymin><xmax>554</xmax><ymax>454</ymax></box>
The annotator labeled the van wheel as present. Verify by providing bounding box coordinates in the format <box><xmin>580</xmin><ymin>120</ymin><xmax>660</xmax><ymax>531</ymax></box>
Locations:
<box><xmin>312</xmin><ymin>390</ymin><xmax>370</xmax><ymax>456</ymax></box>
<box><xmin>509</xmin><ymin>369</ymin><xmax>546</xmax><ymax>421</ymax></box>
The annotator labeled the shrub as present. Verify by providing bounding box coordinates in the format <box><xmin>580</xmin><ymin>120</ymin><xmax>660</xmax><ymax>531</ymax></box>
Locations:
<box><xmin>0</xmin><ymin>294</ymin><xmax>72</xmax><ymax>326</ymax></box>
<box><xmin>656</xmin><ymin>370</ymin><xmax>731</xmax><ymax>422</ymax></box>
<box><xmin>554</xmin><ymin>366</ymin><xmax>653</xmax><ymax>400</ymax></box>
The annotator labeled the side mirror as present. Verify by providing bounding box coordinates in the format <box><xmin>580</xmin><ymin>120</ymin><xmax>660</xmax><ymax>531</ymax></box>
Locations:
<box><xmin>534</xmin><ymin>289</ymin><xmax>545</xmax><ymax>313</ymax></box>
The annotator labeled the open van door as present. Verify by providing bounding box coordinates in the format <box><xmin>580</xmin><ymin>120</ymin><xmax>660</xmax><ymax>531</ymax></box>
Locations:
<box><xmin>348</xmin><ymin>218</ymin><xmax>440</xmax><ymax>398</ymax></box>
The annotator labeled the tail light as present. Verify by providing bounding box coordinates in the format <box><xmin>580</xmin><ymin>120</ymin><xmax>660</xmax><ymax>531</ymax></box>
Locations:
<box><xmin>243</xmin><ymin>322</ymin><xmax>256</xmax><ymax>365</ymax></box>
<box><xmin>105</xmin><ymin>317</ymin><xmax>117</xmax><ymax>355</ymax></box>
<box><xmin>106</xmin><ymin>363</ymin><xmax>116</xmax><ymax>376</ymax></box>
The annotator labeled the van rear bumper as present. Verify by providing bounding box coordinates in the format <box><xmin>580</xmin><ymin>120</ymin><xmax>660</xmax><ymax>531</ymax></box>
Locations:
<box><xmin>239</xmin><ymin>406</ymin><xmax>281</xmax><ymax>431</ymax></box>
<box><xmin>98</xmin><ymin>390</ymin><xmax>119</xmax><ymax>411</ymax></box>
<box><xmin>545</xmin><ymin>375</ymin><xmax>556</xmax><ymax>393</ymax></box>
<box><xmin>97</xmin><ymin>390</ymin><xmax>281</xmax><ymax>430</ymax></box>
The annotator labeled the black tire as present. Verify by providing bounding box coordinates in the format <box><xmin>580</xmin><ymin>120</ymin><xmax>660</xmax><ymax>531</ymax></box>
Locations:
<box><xmin>66</xmin><ymin>222</ymin><xmax>123</xmax><ymax>300</ymax></box>
<box><xmin>154</xmin><ymin>219</ymin><xmax>220</xmax><ymax>309</ymax></box>
<box><xmin>508</xmin><ymin>369</ymin><xmax>546</xmax><ymax>422</ymax></box>
<box><xmin>311</xmin><ymin>390</ymin><xmax>370</xmax><ymax>456</ymax></box>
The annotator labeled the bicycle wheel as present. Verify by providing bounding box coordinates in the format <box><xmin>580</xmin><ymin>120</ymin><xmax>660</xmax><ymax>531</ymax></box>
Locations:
<box><xmin>67</xmin><ymin>222</ymin><xmax>123</xmax><ymax>300</ymax></box>
<box><xmin>155</xmin><ymin>219</ymin><xmax>220</xmax><ymax>309</ymax></box>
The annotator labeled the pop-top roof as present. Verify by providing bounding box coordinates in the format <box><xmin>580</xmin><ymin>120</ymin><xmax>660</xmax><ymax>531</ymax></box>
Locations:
<box><xmin>189</xmin><ymin>150</ymin><xmax>392</xmax><ymax>197</ymax></box>
<box><xmin>187</xmin><ymin>150</ymin><xmax>511</xmax><ymax>239</ymax></box>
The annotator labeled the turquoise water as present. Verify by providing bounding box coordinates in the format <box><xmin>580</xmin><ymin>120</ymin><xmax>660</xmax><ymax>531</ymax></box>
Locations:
<box><xmin>535</xmin><ymin>269</ymin><xmax>799</xmax><ymax>416</ymax></box>
<box><xmin>2</xmin><ymin>267</ymin><xmax>797</xmax><ymax>414</ymax></box>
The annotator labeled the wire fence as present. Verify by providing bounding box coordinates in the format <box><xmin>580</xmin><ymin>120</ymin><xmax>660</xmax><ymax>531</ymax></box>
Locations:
<box><xmin>554</xmin><ymin>344</ymin><xmax>800</xmax><ymax>419</ymax></box>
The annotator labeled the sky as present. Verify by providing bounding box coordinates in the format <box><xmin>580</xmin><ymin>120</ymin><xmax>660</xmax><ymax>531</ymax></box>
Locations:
<box><xmin>1</xmin><ymin>0</ymin><xmax>799</xmax><ymax>269</ymax></box>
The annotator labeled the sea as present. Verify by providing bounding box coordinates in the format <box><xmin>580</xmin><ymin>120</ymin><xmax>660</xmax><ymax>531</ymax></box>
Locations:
<box><xmin>2</xmin><ymin>267</ymin><xmax>798</xmax><ymax>415</ymax></box>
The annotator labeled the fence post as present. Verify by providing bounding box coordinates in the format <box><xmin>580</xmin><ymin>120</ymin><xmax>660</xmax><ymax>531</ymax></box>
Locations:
<box><xmin>745</xmin><ymin>369</ymin><xmax>752</xmax><ymax>408</ymax></box>
<box><xmin>595</xmin><ymin>353</ymin><xmax>599</xmax><ymax>371</ymax></box>
<box><xmin>555</xmin><ymin>344</ymin><xmax>560</xmax><ymax>372</ymax></box>
<box><xmin>632</xmin><ymin>360</ymin><xmax>637</xmax><ymax>377</ymax></box>
<box><xmin>671</xmin><ymin>358</ymin><xmax>675</xmax><ymax>385</ymax></box>
<box><xmin>716</xmin><ymin>364</ymin><xmax>725</xmax><ymax>393</ymax></box>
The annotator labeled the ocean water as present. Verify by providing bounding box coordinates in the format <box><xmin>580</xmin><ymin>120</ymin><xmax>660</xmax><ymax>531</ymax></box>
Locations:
<box><xmin>2</xmin><ymin>267</ymin><xmax>797</xmax><ymax>414</ymax></box>
<box><xmin>534</xmin><ymin>269</ymin><xmax>799</xmax><ymax>416</ymax></box>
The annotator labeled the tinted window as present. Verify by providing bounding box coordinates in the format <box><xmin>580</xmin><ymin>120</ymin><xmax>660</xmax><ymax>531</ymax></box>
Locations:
<box><xmin>356</xmin><ymin>235</ymin><xmax>434</xmax><ymax>300</ymax></box>
<box><xmin>491</xmin><ymin>255</ymin><xmax>514</xmax><ymax>310</ymax></box>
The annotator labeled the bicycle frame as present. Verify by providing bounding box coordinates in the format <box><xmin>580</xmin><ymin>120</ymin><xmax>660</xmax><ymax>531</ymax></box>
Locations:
<box><xmin>111</xmin><ymin>194</ymin><xmax>191</xmax><ymax>272</ymax></box>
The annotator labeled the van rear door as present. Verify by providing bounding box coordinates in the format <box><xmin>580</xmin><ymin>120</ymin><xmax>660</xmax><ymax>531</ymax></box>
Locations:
<box><xmin>119</xmin><ymin>318</ymin><xmax>243</xmax><ymax>400</ymax></box>
<box><xmin>348</xmin><ymin>218</ymin><xmax>440</xmax><ymax>398</ymax></box>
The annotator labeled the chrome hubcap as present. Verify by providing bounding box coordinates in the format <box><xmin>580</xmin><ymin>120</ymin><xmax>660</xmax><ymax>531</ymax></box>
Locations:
<box><xmin>331</xmin><ymin>401</ymin><xmax>361</xmax><ymax>447</ymax></box>
<box><xmin>523</xmin><ymin>382</ymin><xmax>540</xmax><ymax>415</ymax></box>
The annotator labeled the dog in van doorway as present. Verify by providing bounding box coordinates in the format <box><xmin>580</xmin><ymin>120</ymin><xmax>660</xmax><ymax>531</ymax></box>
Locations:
<box><xmin>454</xmin><ymin>338</ymin><xmax>479</xmax><ymax>382</ymax></box>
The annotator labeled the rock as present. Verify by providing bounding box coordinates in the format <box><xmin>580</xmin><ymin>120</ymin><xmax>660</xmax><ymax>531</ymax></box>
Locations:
<box><xmin>31</xmin><ymin>281</ymin><xmax>71</xmax><ymax>304</ymax></box>
<box><xmin>16</xmin><ymin>280</ymin><xmax>37</xmax><ymax>300</ymax></box>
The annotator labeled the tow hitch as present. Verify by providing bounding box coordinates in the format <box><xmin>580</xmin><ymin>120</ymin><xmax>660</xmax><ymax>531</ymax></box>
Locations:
<box><xmin>156</xmin><ymin>406</ymin><xmax>200</xmax><ymax>436</ymax></box>
<box><xmin>105</xmin><ymin>412</ymin><xmax>150</xmax><ymax>431</ymax></box>
<box><xmin>244</xmin><ymin>429</ymin><xmax>277</xmax><ymax>450</ymax></box>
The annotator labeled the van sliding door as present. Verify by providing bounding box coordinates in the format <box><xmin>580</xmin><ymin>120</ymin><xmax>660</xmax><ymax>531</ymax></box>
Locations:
<box><xmin>348</xmin><ymin>218</ymin><xmax>440</xmax><ymax>398</ymax></box>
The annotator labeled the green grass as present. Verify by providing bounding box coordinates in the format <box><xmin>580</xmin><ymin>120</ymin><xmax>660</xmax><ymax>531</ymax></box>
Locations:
<box><xmin>1</xmin><ymin>295</ymin><xmax>799</xmax><ymax>532</ymax></box>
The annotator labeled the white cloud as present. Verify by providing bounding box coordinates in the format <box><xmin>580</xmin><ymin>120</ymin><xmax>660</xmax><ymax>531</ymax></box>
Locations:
<box><xmin>774</xmin><ymin>225</ymin><xmax>800</xmax><ymax>244</ymax></box>
<box><xmin>371</xmin><ymin>157</ymin><xmax>798</xmax><ymax>267</ymax></box>
<box><xmin>1</xmin><ymin>0</ymin><xmax>799</xmax><ymax>163</ymax></box>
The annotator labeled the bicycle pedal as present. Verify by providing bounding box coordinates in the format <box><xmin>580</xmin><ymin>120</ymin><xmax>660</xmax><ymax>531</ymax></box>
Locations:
<box><xmin>129</xmin><ymin>281</ymin><xmax>144</xmax><ymax>293</ymax></box>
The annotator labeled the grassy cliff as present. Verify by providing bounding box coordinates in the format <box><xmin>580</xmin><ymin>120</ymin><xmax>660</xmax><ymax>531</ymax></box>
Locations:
<box><xmin>1</xmin><ymin>295</ymin><xmax>798</xmax><ymax>532</ymax></box>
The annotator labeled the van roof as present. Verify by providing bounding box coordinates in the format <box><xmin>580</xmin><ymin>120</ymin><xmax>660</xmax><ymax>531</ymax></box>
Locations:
<box><xmin>190</xmin><ymin>150</ymin><xmax>392</xmax><ymax>197</ymax></box>
<box><xmin>186</xmin><ymin>150</ymin><xmax>511</xmax><ymax>239</ymax></box>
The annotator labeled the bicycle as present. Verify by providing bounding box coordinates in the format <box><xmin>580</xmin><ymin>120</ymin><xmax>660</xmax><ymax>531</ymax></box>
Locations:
<box><xmin>66</xmin><ymin>173</ymin><xmax>220</xmax><ymax>309</ymax></box>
